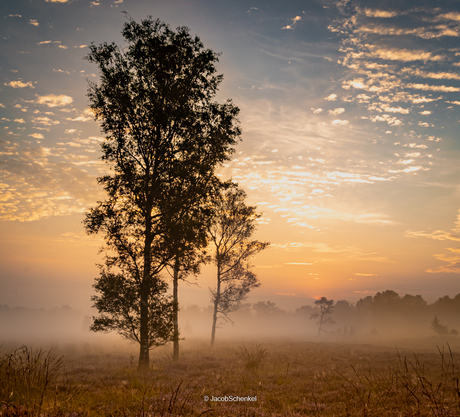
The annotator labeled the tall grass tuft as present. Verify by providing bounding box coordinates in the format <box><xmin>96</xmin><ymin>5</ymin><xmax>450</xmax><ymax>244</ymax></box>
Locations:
<box><xmin>336</xmin><ymin>344</ymin><xmax>460</xmax><ymax>416</ymax></box>
<box><xmin>0</xmin><ymin>345</ymin><xmax>62</xmax><ymax>414</ymax></box>
<box><xmin>237</xmin><ymin>344</ymin><xmax>268</xmax><ymax>371</ymax></box>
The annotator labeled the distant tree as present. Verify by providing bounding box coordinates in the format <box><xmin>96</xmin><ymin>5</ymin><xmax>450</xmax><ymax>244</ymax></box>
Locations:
<box><xmin>208</xmin><ymin>186</ymin><xmax>269</xmax><ymax>347</ymax></box>
<box><xmin>356</xmin><ymin>295</ymin><xmax>374</xmax><ymax>314</ymax></box>
<box><xmin>372</xmin><ymin>290</ymin><xmax>400</xmax><ymax>314</ymax></box>
<box><xmin>333</xmin><ymin>299</ymin><xmax>356</xmax><ymax>327</ymax></box>
<box><xmin>430</xmin><ymin>315</ymin><xmax>458</xmax><ymax>336</ymax></box>
<box><xmin>430</xmin><ymin>315</ymin><xmax>449</xmax><ymax>336</ymax></box>
<box><xmin>84</xmin><ymin>17</ymin><xmax>240</xmax><ymax>370</ymax></box>
<box><xmin>253</xmin><ymin>301</ymin><xmax>281</xmax><ymax>316</ymax></box>
<box><xmin>311</xmin><ymin>297</ymin><xmax>335</xmax><ymax>335</ymax></box>
<box><xmin>401</xmin><ymin>294</ymin><xmax>427</xmax><ymax>310</ymax></box>
<box><xmin>295</xmin><ymin>304</ymin><xmax>316</xmax><ymax>316</ymax></box>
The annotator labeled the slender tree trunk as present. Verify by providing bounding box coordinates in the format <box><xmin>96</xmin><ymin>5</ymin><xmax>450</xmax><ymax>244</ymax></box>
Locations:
<box><xmin>139</xmin><ymin>216</ymin><xmax>152</xmax><ymax>371</ymax></box>
<box><xmin>210</xmin><ymin>265</ymin><xmax>221</xmax><ymax>348</ymax></box>
<box><xmin>172</xmin><ymin>257</ymin><xmax>180</xmax><ymax>362</ymax></box>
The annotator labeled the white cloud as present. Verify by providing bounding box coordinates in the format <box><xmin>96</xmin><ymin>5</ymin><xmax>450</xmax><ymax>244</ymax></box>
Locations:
<box><xmin>282</xmin><ymin>15</ymin><xmax>301</xmax><ymax>30</ymax></box>
<box><xmin>403</xmin><ymin>143</ymin><xmax>428</xmax><ymax>149</ymax></box>
<box><xmin>29</xmin><ymin>133</ymin><xmax>45</xmax><ymax>139</ymax></box>
<box><xmin>36</xmin><ymin>94</ymin><xmax>73</xmax><ymax>107</ymax></box>
<box><xmin>32</xmin><ymin>117</ymin><xmax>60</xmax><ymax>126</ymax></box>
<box><xmin>366</xmin><ymin>46</ymin><xmax>444</xmax><ymax>62</ymax></box>
<box><xmin>342</xmin><ymin>79</ymin><xmax>368</xmax><ymax>90</ymax></box>
<box><xmin>66</xmin><ymin>116</ymin><xmax>92</xmax><ymax>122</ymax></box>
<box><xmin>440</xmin><ymin>12</ymin><xmax>460</xmax><ymax>22</ymax></box>
<box><xmin>311</xmin><ymin>108</ymin><xmax>323</xmax><ymax>114</ymax></box>
<box><xmin>328</xmin><ymin>108</ymin><xmax>345</xmax><ymax>116</ymax></box>
<box><xmin>407</xmin><ymin>83</ymin><xmax>460</xmax><ymax>92</ymax></box>
<box><xmin>4</xmin><ymin>80</ymin><xmax>34</xmax><ymax>88</ymax></box>
<box><xmin>331</xmin><ymin>119</ymin><xmax>349</xmax><ymax>126</ymax></box>
<box><xmin>325</xmin><ymin>94</ymin><xmax>337</xmax><ymax>101</ymax></box>
<box><xmin>53</xmin><ymin>69</ymin><xmax>70</xmax><ymax>74</ymax></box>
<box><xmin>370</xmin><ymin>114</ymin><xmax>402</xmax><ymax>125</ymax></box>
<box><xmin>29</xmin><ymin>19</ymin><xmax>39</xmax><ymax>27</ymax></box>
<box><xmin>380</xmin><ymin>104</ymin><xmax>410</xmax><ymax>114</ymax></box>
<box><xmin>364</xmin><ymin>9</ymin><xmax>398</xmax><ymax>18</ymax></box>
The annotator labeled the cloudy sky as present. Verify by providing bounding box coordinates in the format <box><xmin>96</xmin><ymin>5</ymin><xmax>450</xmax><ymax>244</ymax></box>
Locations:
<box><xmin>1</xmin><ymin>0</ymin><xmax>460</xmax><ymax>312</ymax></box>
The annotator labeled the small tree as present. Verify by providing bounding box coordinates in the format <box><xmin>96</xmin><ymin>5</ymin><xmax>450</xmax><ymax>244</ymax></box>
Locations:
<box><xmin>209</xmin><ymin>186</ymin><xmax>269</xmax><ymax>347</ymax></box>
<box><xmin>91</xmin><ymin>267</ymin><xmax>173</xmax><ymax>348</ymax></box>
<box><xmin>311</xmin><ymin>297</ymin><xmax>335</xmax><ymax>335</ymax></box>
<box><xmin>430</xmin><ymin>315</ymin><xmax>449</xmax><ymax>336</ymax></box>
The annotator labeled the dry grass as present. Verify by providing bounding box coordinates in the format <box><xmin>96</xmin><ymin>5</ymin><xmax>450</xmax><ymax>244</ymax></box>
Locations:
<box><xmin>1</xmin><ymin>339</ymin><xmax>460</xmax><ymax>416</ymax></box>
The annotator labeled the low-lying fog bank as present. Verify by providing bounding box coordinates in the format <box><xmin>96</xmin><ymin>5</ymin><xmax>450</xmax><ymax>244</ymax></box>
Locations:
<box><xmin>2</xmin><ymin>291</ymin><xmax>460</xmax><ymax>353</ymax></box>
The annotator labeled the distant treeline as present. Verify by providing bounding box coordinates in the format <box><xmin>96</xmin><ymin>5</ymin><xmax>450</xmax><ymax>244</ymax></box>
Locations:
<box><xmin>180</xmin><ymin>291</ymin><xmax>460</xmax><ymax>339</ymax></box>
<box><xmin>1</xmin><ymin>290</ymin><xmax>459</xmax><ymax>342</ymax></box>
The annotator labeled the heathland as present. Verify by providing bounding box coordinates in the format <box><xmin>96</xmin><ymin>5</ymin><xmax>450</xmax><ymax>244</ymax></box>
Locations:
<box><xmin>2</xmin><ymin>336</ymin><xmax>460</xmax><ymax>416</ymax></box>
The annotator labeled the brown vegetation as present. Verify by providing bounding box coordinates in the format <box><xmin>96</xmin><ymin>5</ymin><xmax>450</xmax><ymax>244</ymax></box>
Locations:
<box><xmin>2</xmin><ymin>339</ymin><xmax>460</xmax><ymax>416</ymax></box>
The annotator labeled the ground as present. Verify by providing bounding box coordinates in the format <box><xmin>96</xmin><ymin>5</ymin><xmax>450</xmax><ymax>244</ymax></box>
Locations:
<box><xmin>1</xmin><ymin>337</ymin><xmax>460</xmax><ymax>416</ymax></box>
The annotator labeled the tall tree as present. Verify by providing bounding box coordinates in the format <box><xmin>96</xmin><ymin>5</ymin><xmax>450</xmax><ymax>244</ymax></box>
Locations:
<box><xmin>209</xmin><ymin>186</ymin><xmax>269</xmax><ymax>347</ymax></box>
<box><xmin>84</xmin><ymin>17</ymin><xmax>240</xmax><ymax>370</ymax></box>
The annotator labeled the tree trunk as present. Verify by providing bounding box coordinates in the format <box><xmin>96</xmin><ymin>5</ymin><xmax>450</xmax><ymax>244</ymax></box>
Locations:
<box><xmin>139</xmin><ymin>274</ymin><xmax>150</xmax><ymax>370</ymax></box>
<box><xmin>210</xmin><ymin>265</ymin><xmax>221</xmax><ymax>348</ymax></box>
<box><xmin>139</xmin><ymin>216</ymin><xmax>152</xmax><ymax>371</ymax></box>
<box><xmin>172</xmin><ymin>257</ymin><xmax>180</xmax><ymax>362</ymax></box>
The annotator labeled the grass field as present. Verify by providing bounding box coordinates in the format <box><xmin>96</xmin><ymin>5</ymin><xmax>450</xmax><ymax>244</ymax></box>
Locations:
<box><xmin>2</xmin><ymin>337</ymin><xmax>460</xmax><ymax>416</ymax></box>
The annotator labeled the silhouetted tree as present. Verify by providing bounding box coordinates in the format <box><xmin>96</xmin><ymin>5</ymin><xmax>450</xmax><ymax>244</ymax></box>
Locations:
<box><xmin>253</xmin><ymin>301</ymin><xmax>281</xmax><ymax>316</ymax></box>
<box><xmin>209</xmin><ymin>186</ymin><xmax>269</xmax><ymax>347</ymax></box>
<box><xmin>333</xmin><ymin>299</ymin><xmax>356</xmax><ymax>328</ymax></box>
<box><xmin>84</xmin><ymin>17</ymin><xmax>240</xmax><ymax>370</ymax></box>
<box><xmin>311</xmin><ymin>297</ymin><xmax>335</xmax><ymax>335</ymax></box>
<box><xmin>91</xmin><ymin>267</ymin><xmax>173</xmax><ymax>347</ymax></box>
<box><xmin>431</xmin><ymin>315</ymin><xmax>449</xmax><ymax>336</ymax></box>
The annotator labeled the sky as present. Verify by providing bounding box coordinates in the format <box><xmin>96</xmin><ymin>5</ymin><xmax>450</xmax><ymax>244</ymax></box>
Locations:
<box><xmin>1</xmin><ymin>0</ymin><xmax>460</xmax><ymax>313</ymax></box>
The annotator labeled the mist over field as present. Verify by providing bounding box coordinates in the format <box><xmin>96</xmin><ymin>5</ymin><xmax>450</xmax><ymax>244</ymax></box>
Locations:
<box><xmin>3</xmin><ymin>292</ymin><xmax>460</xmax><ymax>415</ymax></box>
<box><xmin>2</xmin><ymin>290</ymin><xmax>460</xmax><ymax>348</ymax></box>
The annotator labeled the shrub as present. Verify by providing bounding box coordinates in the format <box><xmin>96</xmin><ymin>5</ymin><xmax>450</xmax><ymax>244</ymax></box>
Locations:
<box><xmin>237</xmin><ymin>345</ymin><xmax>268</xmax><ymax>371</ymax></box>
